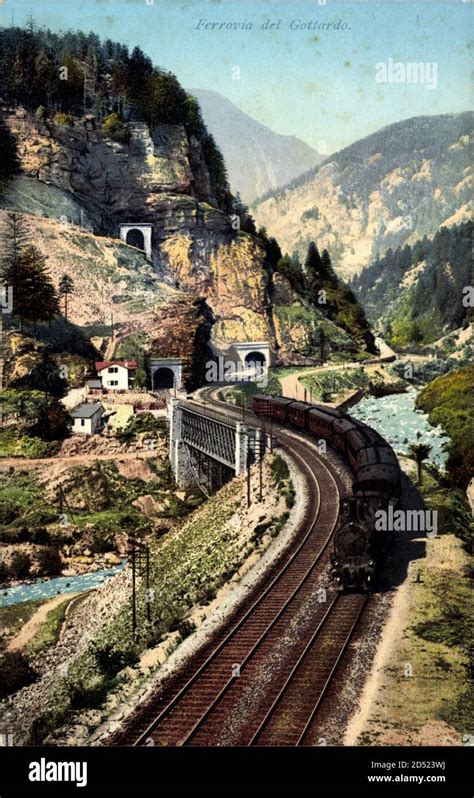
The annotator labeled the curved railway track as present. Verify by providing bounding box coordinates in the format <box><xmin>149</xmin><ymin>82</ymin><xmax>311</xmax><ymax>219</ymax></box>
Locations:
<box><xmin>109</xmin><ymin>388</ymin><xmax>370</xmax><ymax>747</ymax></box>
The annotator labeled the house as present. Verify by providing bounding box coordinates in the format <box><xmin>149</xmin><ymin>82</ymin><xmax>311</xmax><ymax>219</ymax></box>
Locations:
<box><xmin>95</xmin><ymin>359</ymin><xmax>138</xmax><ymax>391</ymax></box>
<box><xmin>70</xmin><ymin>402</ymin><xmax>105</xmax><ymax>434</ymax></box>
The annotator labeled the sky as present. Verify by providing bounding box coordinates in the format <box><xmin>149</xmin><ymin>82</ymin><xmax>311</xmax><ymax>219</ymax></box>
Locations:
<box><xmin>2</xmin><ymin>0</ymin><xmax>472</xmax><ymax>153</ymax></box>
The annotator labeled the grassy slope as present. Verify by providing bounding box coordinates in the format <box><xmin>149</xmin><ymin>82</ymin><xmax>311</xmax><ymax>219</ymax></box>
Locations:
<box><xmin>417</xmin><ymin>365</ymin><xmax>474</xmax><ymax>490</ymax></box>
<box><xmin>13</xmin><ymin>457</ymin><xmax>290</xmax><ymax>743</ymax></box>
<box><xmin>357</xmin><ymin>462</ymin><xmax>472</xmax><ymax>746</ymax></box>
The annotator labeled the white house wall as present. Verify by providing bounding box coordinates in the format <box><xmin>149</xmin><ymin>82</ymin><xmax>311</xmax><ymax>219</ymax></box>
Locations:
<box><xmin>100</xmin><ymin>365</ymin><xmax>129</xmax><ymax>390</ymax></box>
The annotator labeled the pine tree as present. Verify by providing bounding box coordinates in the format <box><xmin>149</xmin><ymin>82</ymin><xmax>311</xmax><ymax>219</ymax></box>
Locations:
<box><xmin>305</xmin><ymin>242</ymin><xmax>325</xmax><ymax>295</ymax></box>
<box><xmin>1</xmin><ymin>212</ymin><xmax>31</xmax><ymax>279</ymax></box>
<box><xmin>2</xmin><ymin>214</ymin><xmax>59</xmax><ymax>328</ymax></box>
<box><xmin>0</xmin><ymin>117</ymin><xmax>20</xmax><ymax>186</ymax></box>
<box><xmin>59</xmin><ymin>273</ymin><xmax>74</xmax><ymax>320</ymax></box>
<box><xmin>321</xmin><ymin>249</ymin><xmax>339</xmax><ymax>289</ymax></box>
<box><xmin>20</xmin><ymin>247</ymin><xmax>60</xmax><ymax>327</ymax></box>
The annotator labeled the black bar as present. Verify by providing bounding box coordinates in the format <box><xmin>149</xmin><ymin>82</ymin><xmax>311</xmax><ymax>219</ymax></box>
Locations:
<box><xmin>0</xmin><ymin>746</ymin><xmax>469</xmax><ymax>797</ymax></box>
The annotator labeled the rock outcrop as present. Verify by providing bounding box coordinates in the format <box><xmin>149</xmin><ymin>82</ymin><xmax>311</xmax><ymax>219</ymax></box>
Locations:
<box><xmin>1</xmin><ymin>107</ymin><xmax>372</xmax><ymax>373</ymax></box>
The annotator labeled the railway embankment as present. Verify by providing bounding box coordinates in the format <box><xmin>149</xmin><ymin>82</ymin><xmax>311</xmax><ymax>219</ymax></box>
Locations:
<box><xmin>0</xmin><ymin>451</ymin><xmax>307</xmax><ymax>745</ymax></box>
<box><xmin>344</xmin><ymin>460</ymin><xmax>472</xmax><ymax>746</ymax></box>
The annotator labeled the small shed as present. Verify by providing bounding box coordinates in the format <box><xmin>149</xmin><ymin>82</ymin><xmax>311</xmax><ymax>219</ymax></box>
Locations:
<box><xmin>70</xmin><ymin>402</ymin><xmax>104</xmax><ymax>435</ymax></box>
<box><xmin>86</xmin><ymin>379</ymin><xmax>103</xmax><ymax>395</ymax></box>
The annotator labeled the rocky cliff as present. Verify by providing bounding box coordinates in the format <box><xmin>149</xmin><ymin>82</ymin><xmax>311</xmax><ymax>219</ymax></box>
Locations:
<box><xmin>1</xmin><ymin>107</ymin><xmax>370</xmax><ymax>374</ymax></box>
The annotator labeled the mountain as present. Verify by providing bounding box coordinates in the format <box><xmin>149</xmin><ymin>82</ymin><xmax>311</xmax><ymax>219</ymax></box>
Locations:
<box><xmin>252</xmin><ymin>113</ymin><xmax>473</xmax><ymax>279</ymax></box>
<box><xmin>188</xmin><ymin>89</ymin><xmax>322</xmax><ymax>204</ymax></box>
<box><xmin>0</xmin><ymin>27</ymin><xmax>373</xmax><ymax>381</ymax></box>
<box><xmin>350</xmin><ymin>222</ymin><xmax>473</xmax><ymax>349</ymax></box>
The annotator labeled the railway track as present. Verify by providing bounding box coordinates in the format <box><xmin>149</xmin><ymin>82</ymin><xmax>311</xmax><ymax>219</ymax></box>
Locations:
<box><xmin>249</xmin><ymin>593</ymin><xmax>368</xmax><ymax>746</ymax></box>
<box><xmin>109</xmin><ymin>388</ymin><xmax>369</xmax><ymax>747</ymax></box>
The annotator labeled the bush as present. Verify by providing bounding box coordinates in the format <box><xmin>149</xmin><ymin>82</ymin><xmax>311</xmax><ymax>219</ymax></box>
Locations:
<box><xmin>93</xmin><ymin>643</ymin><xmax>139</xmax><ymax>679</ymax></box>
<box><xmin>252</xmin><ymin>520</ymin><xmax>273</xmax><ymax>542</ymax></box>
<box><xmin>9</xmin><ymin>551</ymin><xmax>31</xmax><ymax>579</ymax></box>
<box><xmin>116</xmin><ymin>412</ymin><xmax>166</xmax><ymax>444</ymax></box>
<box><xmin>31</xmin><ymin>402</ymin><xmax>71</xmax><ymax>442</ymax></box>
<box><xmin>68</xmin><ymin>676</ymin><xmax>109</xmax><ymax>709</ymax></box>
<box><xmin>53</xmin><ymin>112</ymin><xmax>74</xmax><ymax>126</ymax></box>
<box><xmin>18</xmin><ymin>436</ymin><xmax>59</xmax><ymax>458</ymax></box>
<box><xmin>0</xmin><ymin>559</ymin><xmax>9</xmax><ymax>583</ymax></box>
<box><xmin>29</xmin><ymin>707</ymin><xmax>68</xmax><ymax>745</ymax></box>
<box><xmin>102</xmin><ymin>112</ymin><xmax>130</xmax><ymax>144</ymax></box>
<box><xmin>177</xmin><ymin>619</ymin><xmax>196</xmax><ymax>641</ymax></box>
<box><xmin>270</xmin><ymin>454</ymin><xmax>290</xmax><ymax>484</ymax></box>
<box><xmin>30</xmin><ymin>527</ymin><xmax>50</xmax><ymax>545</ymax></box>
<box><xmin>0</xmin><ymin>651</ymin><xmax>36</xmax><ymax>699</ymax></box>
<box><xmin>37</xmin><ymin>546</ymin><xmax>62</xmax><ymax>576</ymax></box>
<box><xmin>90</xmin><ymin>529</ymin><xmax>116</xmax><ymax>554</ymax></box>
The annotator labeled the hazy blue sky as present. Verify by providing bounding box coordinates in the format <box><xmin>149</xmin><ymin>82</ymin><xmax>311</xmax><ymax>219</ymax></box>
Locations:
<box><xmin>3</xmin><ymin>0</ymin><xmax>472</xmax><ymax>152</ymax></box>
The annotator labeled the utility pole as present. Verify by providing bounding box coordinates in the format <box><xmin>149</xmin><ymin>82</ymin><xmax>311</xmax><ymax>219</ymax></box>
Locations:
<box><xmin>145</xmin><ymin>545</ymin><xmax>151</xmax><ymax>623</ymax></box>
<box><xmin>130</xmin><ymin>538</ymin><xmax>137</xmax><ymax>637</ymax></box>
<box><xmin>246</xmin><ymin>437</ymin><xmax>251</xmax><ymax>508</ymax></box>
<box><xmin>58</xmin><ymin>484</ymin><xmax>76</xmax><ymax>524</ymax></box>
<box><xmin>258</xmin><ymin>435</ymin><xmax>263</xmax><ymax>504</ymax></box>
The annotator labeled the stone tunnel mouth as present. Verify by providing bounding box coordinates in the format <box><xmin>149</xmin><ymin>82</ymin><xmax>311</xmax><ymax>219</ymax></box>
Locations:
<box><xmin>244</xmin><ymin>351</ymin><xmax>267</xmax><ymax>367</ymax></box>
<box><xmin>126</xmin><ymin>228</ymin><xmax>145</xmax><ymax>251</ymax></box>
<box><xmin>153</xmin><ymin>367</ymin><xmax>175</xmax><ymax>389</ymax></box>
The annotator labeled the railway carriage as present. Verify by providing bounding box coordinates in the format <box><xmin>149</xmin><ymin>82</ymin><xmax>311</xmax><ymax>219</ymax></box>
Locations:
<box><xmin>253</xmin><ymin>394</ymin><xmax>293</xmax><ymax>422</ymax></box>
<box><xmin>307</xmin><ymin>406</ymin><xmax>341</xmax><ymax>444</ymax></box>
<box><xmin>332</xmin><ymin>417</ymin><xmax>357</xmax><ymax>455</ymax></box>
<box><xmin>251</xmin><ymin>394</ymin><xmax>401</xmax><ymax>592</ymax></box>
<box><xmin>266</xmin><ymin>397</ymin><xmax>294</xmax><ymax>423</ymax></box>
<box><xmin>287</xmin><ymin>401</ymin><xmax>311</xmax><ymax>430</ymax></box>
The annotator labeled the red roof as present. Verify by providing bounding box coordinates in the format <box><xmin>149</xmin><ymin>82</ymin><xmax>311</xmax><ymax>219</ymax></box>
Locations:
<box><xmin>95</xmin><ymin>360</ymin><xmax>138</xmax><ymax>371</ymax></box>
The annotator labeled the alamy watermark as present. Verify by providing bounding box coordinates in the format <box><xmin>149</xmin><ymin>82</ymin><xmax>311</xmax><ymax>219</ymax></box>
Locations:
<box><xmin>375</xmin><ymin>59</ymin><xmax>438</xmax><ymax>90</ymax></box>
<box><xmin>205</xmin><ymin>356</ymin><xmax>268</xmax><ymax>388</ymax></box>
<box><xmin>1</xmin><ymin>285</ymin><xmax>13</xmax><ymax>314</ymax></box>
<box><xmin>375</xmin><ymin>507</ymin><xmax>438</xmax><ymax>537</ymax></box>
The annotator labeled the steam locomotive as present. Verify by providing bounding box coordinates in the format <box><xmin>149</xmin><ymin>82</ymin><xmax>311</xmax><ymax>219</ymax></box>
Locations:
<box><xmin>252</xmin><ymin>395</ymin><xmax>401</xmax><ymax>591</ymax></box>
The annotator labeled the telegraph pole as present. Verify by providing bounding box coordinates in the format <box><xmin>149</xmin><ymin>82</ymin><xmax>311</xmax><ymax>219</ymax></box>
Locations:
<box><xmin>145</xmin><ymin>546</ymin><xmax>151</xmax><ymax>623</ymax></box>
<box><xmin>130</xmin><ymin>538</ymin><xmax>137</xmax><ymax>636</ymax></box>
<box><xmin>246</xmin><ymin>437</ymin><xmax>251</xmax><ymax>508</ymax></box>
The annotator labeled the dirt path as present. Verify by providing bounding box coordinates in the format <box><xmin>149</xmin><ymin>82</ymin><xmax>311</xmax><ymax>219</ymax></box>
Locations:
<box><xmin>279</xmin><ymin>338</ymin><xmax>434</xmax><ymax>401</ymax></box>
<box><xmin>0</xmin><ymin>450</ymin><xmax>157</xmax><ymax>468</ymax></box>
<box><xmin>280</xmin><ymin>360</ymin><xmax>368</xmax><ymax>401</ymax></box>
<box><xmin>104</xmin><ymin>334</ymin><xmax>119</xmax><ymax>361</ymax></box>
<box><xmin>6</xmin><ymin>594</ymin><xmax>79</xmax><ymax>652</ymax></box>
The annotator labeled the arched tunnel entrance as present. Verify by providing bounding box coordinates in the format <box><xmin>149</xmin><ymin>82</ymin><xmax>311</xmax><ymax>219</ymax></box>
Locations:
<box><xmin>244</xmin><ymin>351</ymin><xmax>266</xmax><ymax>367</ymax></box>
<box><xmin>126</xmin><ymin>228</ymin><xmax>145</xmax><ymax>251</ymax></box>
<box><xmin>153</xmin><ymin>367</ymin><xmax>175</xmax><ymax>390</ymax></box>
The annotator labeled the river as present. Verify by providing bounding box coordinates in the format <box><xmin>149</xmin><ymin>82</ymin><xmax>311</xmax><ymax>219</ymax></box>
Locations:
<box><xmin>1</xmin><ymin>560</ymin><xmax>127</xmax><ymax>607</ymax></box>
<box><xmin>349</xmin><ymin>388</ymin><xmax>449</xmax><ymax>468</ymax></box>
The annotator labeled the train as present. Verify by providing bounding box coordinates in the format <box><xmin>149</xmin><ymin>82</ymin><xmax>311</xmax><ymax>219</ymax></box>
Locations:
<box><xmin>252</xmin><ymin>395</ymin><xmax>401</xmax><ymax>591</ymax></box>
